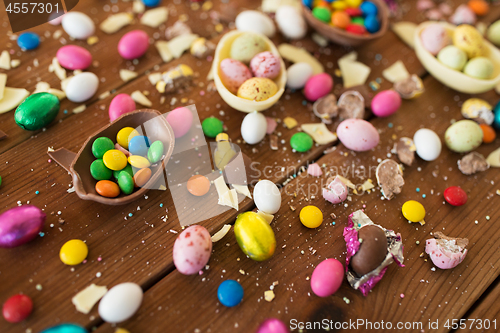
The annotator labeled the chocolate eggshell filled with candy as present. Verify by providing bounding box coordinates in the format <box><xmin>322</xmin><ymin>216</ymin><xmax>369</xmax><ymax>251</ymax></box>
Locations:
<box><xmin>343</xmin><ymin>210</ymin><xmax>404</xmax><ymax>296</ymax></box>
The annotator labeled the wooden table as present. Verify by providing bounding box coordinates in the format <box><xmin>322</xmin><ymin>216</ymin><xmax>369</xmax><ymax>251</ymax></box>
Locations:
<box><xmin>1</xmin><ymin>0</ymin><xmax>500</xmax><ymax>332</ymax></box>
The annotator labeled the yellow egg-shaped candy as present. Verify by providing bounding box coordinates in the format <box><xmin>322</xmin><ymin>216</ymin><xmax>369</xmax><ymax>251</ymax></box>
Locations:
<box><xmin>128</xmin><ymin>155</ymin><xmax>151</xmax><ymax>169</ymax></box>
<box><xmin>402</xmin><ymin>200</ymin><xmax>426</xmax><ymax>223</ymax></box>
<box><xmin>453</xmin><ymin>25</ymin><xmax>484</xmax><ymax>58</ymax></box>
<box><xmin>300</xmin><ymin>205</ymin><xmax>323</xmax><ymax>228</ymax></box>
<box><xmin>237</xmin><ymin>78</ymin><xmax>278</xmax><ymax>102</ymax></box>
<box><xmin>60</xmin><ymin>239</ymin><xmax>88</xmax><ymax>265</ymax></box>
<box><xmin>234</xmin><ymin>212</ymin><xmax>276</xmax><ymax>261</ymax></box>
<box><xmin>116</xmin><ymin>127</ymin><xmax>139</xmax><ymax>149</ymax></box>
<box><xmin>103</xmin><ymin>149</ymin><xmax>128</xmax><ymax>171</ymax></box>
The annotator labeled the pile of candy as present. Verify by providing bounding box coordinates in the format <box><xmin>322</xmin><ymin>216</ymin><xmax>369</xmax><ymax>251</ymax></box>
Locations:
<box><xmin>219</xmin><ymin>33</ymin><xmax>281</xmax><ymax>102</ymax></box>
<box><xmin>90</xmin><ymin>128</ymin><xmax>164</xmax><ymax>198</ymax></box>
<box><xmin>303</xmin><ymin>0</ymin><xmax>381</xmax><ymax>34</ymax></box>
<box><xmin>421</xmin><ymin>23</ymin><xmax>494</xmax><ymax>79</ymax></box>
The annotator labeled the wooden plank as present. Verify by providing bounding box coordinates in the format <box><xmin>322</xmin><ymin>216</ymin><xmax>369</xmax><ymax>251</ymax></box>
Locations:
<box><xmin>461</xmin><ymin>278</ymin><xmax>500</xmax><ymax>333</ymax></box>
<box><xmin>93</xmin><ymin>76</ymin><xmax>500</xmax><ymax>333</ymax></box>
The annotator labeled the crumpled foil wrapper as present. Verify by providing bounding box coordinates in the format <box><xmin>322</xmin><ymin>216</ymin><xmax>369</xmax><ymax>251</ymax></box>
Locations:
<box><xmin>343</xmin><ymin>210</ymin><xmax>404</xmax><ymax>296</ymax></box>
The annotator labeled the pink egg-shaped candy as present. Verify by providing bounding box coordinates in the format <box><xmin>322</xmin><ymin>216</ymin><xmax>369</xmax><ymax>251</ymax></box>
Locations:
<box><xmin>371</xmin><ymin>90</ymin><xmax>401</xmax><ymax>117</ymax></box>
<box><xmin>256</xmin><ymin>318</ymin><xmax>289</xmax><ymax>333</ymax></box>
<box><xmin>322</xmin><ymin>176</ymin><xmax>348</xmax><ymax>204</ymax></box>
<box><xmin>0</xmin><ymin>205</ymin><xmax>45</xmax><ymax>248</ymax></box>
<box><xmin>220</xmin><ymin>58</ymin><xmax>252</xmax><ymax>94</ymax></box>
<box><xmin>173</xmin><ymin>225</ymin><xmax>212</xmax><ymax>275</ymax></box>
<box><xmin>420</xmin><ymin>23</ymin><xmax>450</xmax><ymax>55</ymax></box>
<box><xmin>56</xmin><ymin>45</ymin><xmax>92</xmax><ymax>70</ymax></box>
<box><xmin>165</xmin><ymin>107</ymin><xmax>193</xmax><ymax>138</ymax></box>
<box><xmin>425</xmin><ymin>238</ymin><xmax>467</xmax><ymax>269</ymax></box>
<box><xmin>337</xmin><ymin>119</ymin><xmax>380</xmax><ymax>152</ymax></box>
<box><xmin>311</xmin><ymin>258</ymin><xmax>344</xmax><ymax>297</ymax></box>
<box><xmin>118</xmin><ymin>30</ymin><xmax>149</xmax><ymax>60</ymax></box>
<box><xmin>109</xmin><ymin>94</ymin><xmax>136</xmax><ymax>122</ymax></box>
<box><xmin>266</xmin><ymin>117</ymin><xmax>277</xmax><ymax>134</ymax></box>
<box><xmin>250</xmin><ymin>51</ymin><xmax>281</xmax><ymax>79</ymax></box>
<box><xmin>48</xmin><ymin>12</ymin><xmax>64</xmax><ymax>25</ymax></box>
<box><xmin>303</xmin><ymin>73</ymin><xmax>333</xmax><ymax>101</ymax></box>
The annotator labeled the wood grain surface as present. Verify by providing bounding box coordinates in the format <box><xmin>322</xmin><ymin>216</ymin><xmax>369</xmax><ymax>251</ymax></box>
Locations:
<box><xmin>1</xmin><ymin>0</ymin><xmax>500</xmax><ymax>333</ymax></box>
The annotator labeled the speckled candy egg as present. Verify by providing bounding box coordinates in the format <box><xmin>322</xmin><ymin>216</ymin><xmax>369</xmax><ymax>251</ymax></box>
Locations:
<box><xmin>445</xmin><ymin>120</ymin><xmax>483</xmax><ymax>153</ymax></box>
<box><xmin>0</xmin><ymin>205</ymin><xmax>45</xmax><ymax>248</ymax></box>
<box><xmin>337</xmin><ymin>119</ymin><xmax>380</xmax><ymax>152</ymax></box>
<box><xmin>250</xmin><ymin>51</ymin><xmax>281</xmax><ymax>79</ymax></box>
<box><xmin>453</xmin><ymin>24</ymin><xmax>484</xmax><ymax>58</ymax></box>
<box><xmin>303</xmin><ymin>73</ymin><xmax>333</xmax><ymax>102</ymax></box>
<box><xmin>173</xmin><ymin>225</ymin><xmax>212</xmax><ymax>275</ymax></box>
<box><xmin>286</xmin><ymin>62</ymin><xmax>313</xmax><ymax>89</ymax></box>
<box><xmin>437</xmin><ymin>45</ymin><xmax>468</xmax><ymax>71</ymax></box>
<box><xmin>230</xmin><ymin>34</ymin><xmax>267</xmax><ymax>63</ymax></box>
<box><xmin>219</xmin><ymin>58</ymin><xmax>252</xmax><ymax>94</ymax></box>
<box><xmin>463</xmin><ymin>57</ymin><xmax>494</xmax><ymax>79</ymax></box>
<box><xmin>420</xmin><ymin>23</ymin><xmax>451</xmax><ymax>55</ymax></box>
<box><xmin>237</xmin><ymin>77</ymin><xmax>278</xmax><ymax>102</ymax></box>
<box><xmin>371</xmin><ymin>90</ymin><xmax>401</xmax><ymax>117</ymax></box>
<box><xmin>413</xmin><ymin>128</ymin><xmax>442</xmax><ymax>161</ymax></box>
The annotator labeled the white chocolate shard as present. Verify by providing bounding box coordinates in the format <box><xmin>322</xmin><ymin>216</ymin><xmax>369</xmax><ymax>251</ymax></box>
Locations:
<box><xmin>131</xmin><ymin>90</ymin><xmax>152</xmax><ymax>107</ymax></box>
<box><xmin>0</xmin><ymin>87</ymin><xmax>29</xmax><ymax>114</ymax></box>
<box><xmin>141</xmin><ymin>7</ymin><xmax>168</xmax><ymax>28</ymax></box>
<box><xmin>72</xmin><ymin>284</ymin><xmax>108</xmax><ymax>314</ymax></box>
<box><xmin>278</xmin><ymin>44</ymin><xmax>324</xmax><ymax>75</ymax></box>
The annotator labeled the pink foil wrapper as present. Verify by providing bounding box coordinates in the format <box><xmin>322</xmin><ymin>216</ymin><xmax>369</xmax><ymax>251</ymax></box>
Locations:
<box><xmin>343</xmin><ymin>210</ymin><xmax>404</xmax><ymax>296</ymax></box>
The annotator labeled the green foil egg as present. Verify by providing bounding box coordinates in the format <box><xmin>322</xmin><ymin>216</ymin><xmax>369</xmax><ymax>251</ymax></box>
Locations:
<box><xmin>445</xmin><ymin>120</ymin><xmax>483</xmax><ymax>153</ymax></box>
<box><xmin>234</xmin><ymin>212</ymin><xmax>276</xmax><ymax>261</ymax></box>
<box><xmin>14</xmin><ymin>93</ymin><xmax>60</xmax><ymax>130</ymax></box>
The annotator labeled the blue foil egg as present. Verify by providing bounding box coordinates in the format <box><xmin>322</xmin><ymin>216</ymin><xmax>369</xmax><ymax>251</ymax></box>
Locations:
<box><xmin>218</xmin><ymin>280</ymin><xmax>244</xmax><ymax>307</ymax></box>
<box><xmin>128</xmin><ymin>135</ymin><xmax>150</xmax><ymax>156</ymax></box>
<box><xmin>17</xmin><ymin>32</ymin><xmax>40</xmax><ymax>50</ymax></box>
<box><xmin>40</xmin><ymin>323</ymin><xmax>87</xmax><ymax>333</ymax></box>
<box><xmin>494</xmin><ymin>100</ymin><xmax>500</xmax><ymax>130</ymax></box>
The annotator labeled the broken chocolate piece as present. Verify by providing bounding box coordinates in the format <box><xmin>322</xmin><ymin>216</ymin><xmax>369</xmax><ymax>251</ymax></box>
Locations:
<box><xmin>0</xmin><ymin>130</ymin><xmax>7</xmax><ymax>140</ymax></box>
<box><xmin>395</xmin><ymin>137</ymin><xmax>416</xmax><ymax>166</ymax></box>
<box><xmin>165</xmin><ymin>21</ymin><xmax>192</xmax><ymax>40</ymax></box>
<box><xmin>160</xmin><ymin>64</ymin><xmax>194</xmax><ymax>94</ymax></box>
<box><xmin>269</xmin><ymin>134</ymin><xmax>278</xmax><ymax>151</ymax></box>
<box><xmin>338</xmin><ymin>90</ymin><xmax>365</xmax><ymax>120</ymax></box>
<box><xmin>344</xmin><ymin>210</ymin><xmax>404</xmax><ymax>296</ymax></box>
<box><xmin>425</xmin><ymin>231</ymin><xmax>468</xmax><ymax>269</ymax></box>
<box><xmin>394</xmin><ymin>74</ymin><xmax>424</xmax><ymax>99</ymax></box>
<box><xmin>458</xmin><ymin>152</ymin><xmax>489</xmax><ymax>175</ymax></box>
<box><xmin>376</xmin><ymin>159</ymin><xmax>404</xmax><ymax>200</ymax></box>
<box><xmin>48</xmin><ymin>148</ymin><xmax>77</xmax><ymax>174</ymax></box>
<box><xmin>312</xmin><ymin>94</ymin><xmax>338</xmax><ymax>124</ymax></box>
<box><xmin>351</xmin><ymin>225</ymin><xmax>388</xmax><ymax>277</ymax></box>
<box><xmin>461</xmin><ymin>98</ymin><xmax>494</xmax><ymax>125</ymax></box>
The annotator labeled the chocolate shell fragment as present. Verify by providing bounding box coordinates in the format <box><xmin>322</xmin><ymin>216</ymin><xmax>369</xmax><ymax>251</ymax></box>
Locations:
<box><xmin>395</xmin><ymin>137</ymin><xmax>415</xmax><ymax>166</ymax></box>
<box><xmin>376</xmin><ymin>159</ymin><xmax>404</xmax><ymax>200</ymax></box>
<box><xmin>458</xmin><ymin>152</ymin><xmax>489</xmax><ymax>175</ymax></box>
<box><xmin>425</xmin><ymin>232</ymin><xmax>468</xmax><ymax>269</ymax></box>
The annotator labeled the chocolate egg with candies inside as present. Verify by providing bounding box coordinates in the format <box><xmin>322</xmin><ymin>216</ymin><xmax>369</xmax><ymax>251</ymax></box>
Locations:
<box><xmin>0</xmin><ymin>205</ymin><xmax>45</xmax><ymax>248</ymax></box>
<box><xmin>173</xmin><ymin>225</ymin><xmax>212</xmax><ymax>275</ymax></box>
<box><xmin>234</xmin><ymin>212</ymin><xmax>276</xmax><ymax>261</ymax></box>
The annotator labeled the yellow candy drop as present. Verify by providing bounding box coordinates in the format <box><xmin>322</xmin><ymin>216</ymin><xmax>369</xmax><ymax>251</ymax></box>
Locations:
<box><xmin>103</xmin><ymin>149</ymin><xmax>128</xmax><ymax>171</ymax></box>
<box><xmin>60</xmin><ymin>239</ymin><xmax>88</xmax><ymax>265</ymax></box>
<box><xmin>128</xmin><ymin>155</ymin><xmax>151</xmax><ymax>169</ymax></box>
<box><xmin>345</xmin><ymin>0</ymin><xmax>362</xmax><ymax>7</ymax></box>
<box><xmin>300</xmin><ymin>205</ymin><xmax>323</xmax><ymax>228</ymax></box>
<box><xmin>116</xmin><ymin>127</ymin><xmax>139</xmax><ymax>149</ymax></box>
<box><xmin>332</xmin><ymin>1</ymin><xmax>347</xmax><ymax>10</ymax></box>
<box><xmin>402</xmin><ymin>200</ymin><xmax>426</xmax><ymax>223</ymax></box>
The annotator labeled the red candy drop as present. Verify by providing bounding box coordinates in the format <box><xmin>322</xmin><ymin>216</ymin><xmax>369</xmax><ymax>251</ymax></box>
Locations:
<box><xmin>345</xmin><ymin>8</ymin><xmax>363</xmax><ymax>16</ymax></box>
<box><xmin>2</xmin><ymin>294</ymin><xmax>33</xmax><ymax>323</ymax></box>
<box><xmin>444</xmin><ymin>186</ymin><xmax>468</xmax><ymax>206</ymax></box>
<box><xmin>346</xmin><ymin>24</ymin><xmax>367</xmax><ymax>35</ymax></box>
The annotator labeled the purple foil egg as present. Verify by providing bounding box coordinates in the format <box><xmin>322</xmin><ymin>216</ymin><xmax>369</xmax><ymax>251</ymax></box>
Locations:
<box><xmin>0</xmin><ymin>205</ymin><xmax>45</xmax><ymax>248</ymax></box>
<box><xmin>256</xmin><ymin>318</ymin><xmax>289</xmax><ymax>333</ymax></box>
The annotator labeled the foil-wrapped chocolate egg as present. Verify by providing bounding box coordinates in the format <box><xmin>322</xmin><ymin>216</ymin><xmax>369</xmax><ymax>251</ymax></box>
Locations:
<box><xmin>350</xmin><ymin>225</ymin><xmax>388</xmax><ymax>277</ymax></box>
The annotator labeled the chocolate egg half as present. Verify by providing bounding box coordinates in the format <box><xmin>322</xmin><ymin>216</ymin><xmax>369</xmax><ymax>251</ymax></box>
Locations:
<box><xmin>351</xmin><ymin>225</ymin><xmax>387</xmax><ymax>276</ymax></box>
